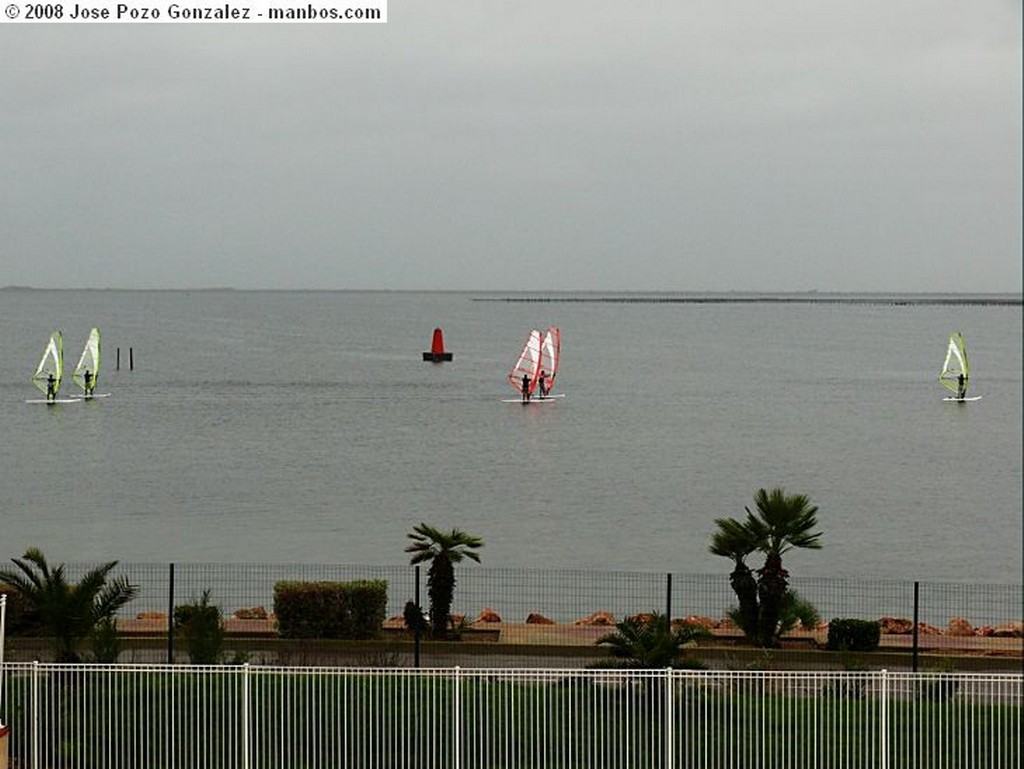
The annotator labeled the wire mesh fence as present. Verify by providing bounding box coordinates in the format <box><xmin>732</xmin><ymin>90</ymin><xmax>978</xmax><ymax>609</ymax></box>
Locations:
<box><xmin>89</xmin><ymin>563</ymin><xmax>1024</xmax><ymax>627</ymax></box>
<box><xmin>2</xmin><ymin>564</ymin><xmax>1021</xmax><ymax>670</ymax></box>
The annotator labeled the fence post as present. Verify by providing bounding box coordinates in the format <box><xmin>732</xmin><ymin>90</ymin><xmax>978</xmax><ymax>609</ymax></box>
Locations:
<box><xmin>0</xmin><ymin>594</ymin><xmax>6</xmax><ymax>717</ymax></box>
<box><xmin>453</xmin><ymin>666</ymin><xmax>462</xmax><ymax>769</ymax></box>
<box><xmin>912</xmin><ymin>582</ymin><xmax>919</xmax><ymax>673</ymax></box>
<box><xmin>414</xmin><ymin>565</ymin><xmax>421</xmax><ymax>669</ymax></box>
<box><xmin>879</xmin><ymin>669</ymin><xmax>889</xmax><ymax>769</ymax></box>
<box><xmin>665</xmin><ymin>573</ymin><xmax>672</xmax><ymax>621</ymax></box>
<box><xmin>168</xmin><ymin>563</ymin><xmax>176</xmax><ymax>664</ymax></box>
<box><xmin>664</xmin><ymin>668</ymin><xmax>674</xmax><ymax>769</ymax></box>
<box><xmin>31</xmin><ymin>661</ymin><xmax>39</xmax><ymax>769</ymax></box>
<box><xmin>242</xmin><ymin>664</ymin><xmax>251</xmax><ymax>769</ymax></box>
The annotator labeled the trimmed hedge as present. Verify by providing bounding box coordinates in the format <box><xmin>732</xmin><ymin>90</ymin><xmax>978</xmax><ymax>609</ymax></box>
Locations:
<box><xmin>827</xmin><ymin>618</ymin><xmax>881</xmax><ymax>652</ymax></box>
<box><xmin>273</xmin><ymin>580</ymin><xmax>387</xmax><ymax>640</ymax></box>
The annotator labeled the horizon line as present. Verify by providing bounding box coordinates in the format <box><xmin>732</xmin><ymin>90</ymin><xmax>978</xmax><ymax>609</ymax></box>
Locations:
<box><xmin>2</xmin><ymin>285</ymin><xmax>1022</xmax><ymax>298</ymax></box>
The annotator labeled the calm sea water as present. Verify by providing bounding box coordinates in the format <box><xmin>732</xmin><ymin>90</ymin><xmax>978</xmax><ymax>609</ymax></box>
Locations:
<box><xmin>1</xmin><ymin>290</ymin><xmax>1020</xmax><ymax>584</ymax></box>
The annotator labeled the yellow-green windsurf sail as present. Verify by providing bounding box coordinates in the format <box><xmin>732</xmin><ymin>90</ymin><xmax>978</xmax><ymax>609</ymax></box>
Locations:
<box><xmin>32</xmin><ymin>331</ymin><xmax>63</xmax><ymax>396</ymax></box>
<box><xmin>73</xmin><ymin>328</ymin><xmax>101</xmax><ymax>394</ymax></box>
<box><xmin>939</xmin><ymin>331</ymin><xmax>969</xmax><ymax>396</ymax></box>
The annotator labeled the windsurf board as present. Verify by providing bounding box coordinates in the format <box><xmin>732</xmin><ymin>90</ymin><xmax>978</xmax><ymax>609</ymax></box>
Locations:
<box><xmin>501</xmin><ymin>394</ymin><xmax>565</xmax><ymax>404</ymax></box>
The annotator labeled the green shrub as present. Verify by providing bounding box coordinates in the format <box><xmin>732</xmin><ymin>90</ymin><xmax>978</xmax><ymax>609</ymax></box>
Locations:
<box><xmin>596</xmin><ymin>612</ymin><xmax>710</xmax><ymax>669</ymax></box>
<box><xmin>348</xmin><ymin>581</ymin><xmax>388</xmax><ymax>637</ymax></box>
<box><xmin>403</xmin><ymin>600</ymin><xmax>428</xmax><ymax>636</ymax></box>
<box><xmin>826</xmin><ymin>618</ymin><xmax>880</xmax><ymax>652</ymax></box>
<box><xmin>779</xmin><ymin>589</ymin><xmax>821</xmax><ymax>634</ymax></box>
<box><xmin>274</xmin><ymin>579</ymin><xmax>387</xmax><ymax>640</ymax></box>
<box><xmin>90</xmin><ymin>617</ymin><xmax>123</xmax><ymax>663</ymax></box>
<box><xmin>174</xmin><ymin>589</ymin><xmax>225</xmax><ymax>664</ymax></box>
<box><xmin>726</xmin><ymin>588</ymin><xmax>821</xmax><ymax>644</ymax></box>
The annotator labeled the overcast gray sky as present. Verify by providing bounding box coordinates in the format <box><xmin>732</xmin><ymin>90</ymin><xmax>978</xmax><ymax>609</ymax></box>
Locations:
<box><xmin>2</xmin><ymin>1</ymin><xmax>1020</xmax><ymax>292</ymax></box>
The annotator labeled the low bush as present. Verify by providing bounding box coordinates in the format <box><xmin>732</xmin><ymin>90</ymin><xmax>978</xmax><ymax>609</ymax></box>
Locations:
<box><xmin>174</xmin><ymin>589</ymin><xmax>225</xmax><ymax>664</ymax></box>
<box><xmin>826</xmin><ymin>618</ymin><xmax>881</xmax><ymax>652</ymax></box>
<box><xmin>403</xmin><ymin>600</ymin><xmax>428</xmax><ymax>636</ymax></box>
<box><xmin>274</xmin><ymin>580</ymin><xmax>387</xmax><ymax>640</ymax></box>
<box><xmin>90</xmin><ymin>617</ymin><xmax>123</xmax><ymax>663</ymax></box>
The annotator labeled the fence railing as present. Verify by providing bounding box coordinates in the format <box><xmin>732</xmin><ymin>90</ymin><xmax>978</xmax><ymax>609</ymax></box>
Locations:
<box><xmin>3</xmin><ymin>564</ymin><xmax>1021</xmax><ymax>669</ymax></box>
<box><xmin>0</xmin><ymin>664</ymin><xmax>1020</xmax><ymax>769</ymax></box>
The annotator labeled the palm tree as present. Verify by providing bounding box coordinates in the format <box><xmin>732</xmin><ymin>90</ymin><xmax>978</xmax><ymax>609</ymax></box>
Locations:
<box><xmin>709</xmin><ymin>516</ymin><xmax>760</xmax><ymax>642</ymax></box>
<box><xmin>596</xmin><ymin>612</ymin><xmax>709</xmax><ymax>668</ymax></box>
<box><xmin>0</xmin><ymin>547</ymin><xmax>138</xmax><ymax>663</ymax></box>
<box><xmin>405</xmin><ymin>524</ymin><xmax>483</xmax><ymax>638</ymax></box>
<box><xmin>744</xmin><ymin>488</ymin><xmax>822</xmax><ymax>647</ymax></box>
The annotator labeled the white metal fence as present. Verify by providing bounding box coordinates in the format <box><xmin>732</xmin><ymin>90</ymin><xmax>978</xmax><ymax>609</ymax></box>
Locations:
<box><xmin>0</xmin><ymin>663</ymin><xmax>1020</xmax><ymax>769</ymax></box>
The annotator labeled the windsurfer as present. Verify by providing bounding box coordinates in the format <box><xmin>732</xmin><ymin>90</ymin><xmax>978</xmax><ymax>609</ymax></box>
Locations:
<box><xmin>521</xmin><ymin>373</ymin><xmax>531</xmax><ymax>402</ymax></box>
<box><xmin>83</xmin><ymin>370</ymin><xmax>93</xmax><ymax>396</ymax></box>
<box><xmin>538</xmin><ymin>370</ymin><xmax>548</xmax><ymax>398</ymax></box>
<box><xmin>46</xmin><ymin>373</ymin><xmax>56</xmax><ymax>402</ymax></box>
<box><xmin>957</xmin><ymin>374</ymin><xmax>966</xmax><ymax>399</ymax></box>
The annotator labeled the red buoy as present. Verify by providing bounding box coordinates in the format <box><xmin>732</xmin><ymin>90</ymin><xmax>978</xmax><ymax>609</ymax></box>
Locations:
<box><xmin>422</xmin><ymin>327</ymin><xmax>453</xmax><ymax>362</ymax></box>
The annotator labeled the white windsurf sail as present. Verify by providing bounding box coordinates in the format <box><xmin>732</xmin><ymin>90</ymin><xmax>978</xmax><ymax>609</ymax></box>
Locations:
<box><xmin>939</xmin><ymin>331</ymin><xmax>969</xmax><ymax>397</ymax></box>
<box><xmin>507</xmin><ymin>329</ymin><xmax>543</xmax><ymax>396</ymax></box>
<box><xmin>32</xmin><ymin>331</ymin><xmax>63</xmax><ymax>397</ymax></box>
<box><xmin>73</xmin><ymin>327</ymin><xmax>101</xmax><ymax>395</ymax></box>
<box><xmin>539</xmin><ymin>327</ymin><xmax>560</xmax><ymax>395</ymax></box>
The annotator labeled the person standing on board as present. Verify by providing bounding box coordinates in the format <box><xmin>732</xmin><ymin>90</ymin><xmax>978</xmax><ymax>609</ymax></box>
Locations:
<box><xmin>46</xmin><ymin>373</ymin><xmax>56</xmax><ymax>402</ymax></box>
<box><xmin>538</xmin><ymin>370</ymin><xmax>548</xmax><ymax>398</ymax></box>
<box><xmin>957</xmin><ymin>374</ymin><xmax>966</xmax><ymax>399</ymax></box>
<box><xmin>83</xmin><ymin>370</ymin><xmax>93</xmax><ymax>397</ymax></box>
<box><xmin>521</xmin><ymin>373</ymin><xmax>531</xmax><ymax>402</ymax></box>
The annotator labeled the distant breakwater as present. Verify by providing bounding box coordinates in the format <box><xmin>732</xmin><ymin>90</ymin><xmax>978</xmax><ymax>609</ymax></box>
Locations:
<box><xmin>474</xmin><ymin>295</ymin><xmax>1022</xmax><ymax>307</ymax></box>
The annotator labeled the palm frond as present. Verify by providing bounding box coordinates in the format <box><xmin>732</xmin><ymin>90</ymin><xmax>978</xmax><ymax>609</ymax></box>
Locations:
<box><xmin>709</xmin><ymin>517</ymin><xmax>758</xmax><ymax>561</ymax></box>
<box><xmin>23</xmin><ymin>548</ymin><xmax>53</xmax><ymax>579</ymax></box>
<box><xmin>92</xmin><ymin>577</ymin><xmax>140</xmax><ymax>623</ymax></box>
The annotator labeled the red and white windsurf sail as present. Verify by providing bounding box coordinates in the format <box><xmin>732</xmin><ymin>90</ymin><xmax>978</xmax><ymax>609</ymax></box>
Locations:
<box><xmin>539</xmin><ymin>327</ymin><xmax>560</xmax><ymax>392</ymax></box>
<box><xmin>507</xmin><ymin>329</ymin><xmax>543</xmax><ymax>396</ymax></box>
